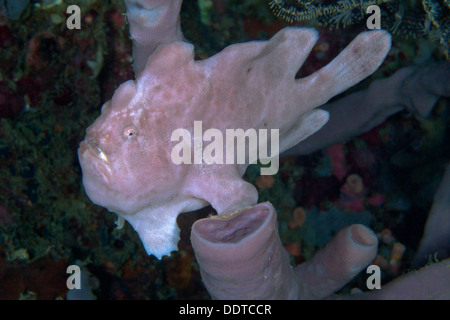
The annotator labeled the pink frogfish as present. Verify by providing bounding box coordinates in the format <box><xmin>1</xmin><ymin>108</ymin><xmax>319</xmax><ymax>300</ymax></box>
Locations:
<box><xmin>78</xmin><ymin>27</ymin><xmax>391</xmax><ymax>258</ymax></box>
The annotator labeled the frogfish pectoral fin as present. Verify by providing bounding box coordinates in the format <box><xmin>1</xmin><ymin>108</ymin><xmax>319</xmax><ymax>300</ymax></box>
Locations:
<box><xmin>124</xmin><ymin>206</ymin><xmax>181</xmax><ymax>259</ymax></box>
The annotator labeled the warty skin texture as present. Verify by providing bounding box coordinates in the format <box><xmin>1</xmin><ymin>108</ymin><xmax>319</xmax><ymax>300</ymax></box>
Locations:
<box><xmin>78</xmin><ymin>27</ymin><xmax>391</xmax><ymax>259</ymax></box>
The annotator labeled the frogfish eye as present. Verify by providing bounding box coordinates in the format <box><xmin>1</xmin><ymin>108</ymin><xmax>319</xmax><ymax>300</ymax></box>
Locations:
<box><xmin>124</xmin><ymin>127</ymin><xmax>138</xmax><ymax>139</ymax></box>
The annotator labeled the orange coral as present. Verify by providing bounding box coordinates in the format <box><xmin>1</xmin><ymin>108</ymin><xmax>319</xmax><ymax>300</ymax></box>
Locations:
<box><xmin>255</xmin><ymin>175</ymin><xmax>276</xmax><ymax>190</ymax></box>
<box><xmin>288</xmin><ymin>207</ymin><xmax>307</xmax><ymax>229</ymax></box>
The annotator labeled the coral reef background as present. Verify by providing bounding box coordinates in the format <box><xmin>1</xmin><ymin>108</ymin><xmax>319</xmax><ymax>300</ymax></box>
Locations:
<box><xmin>0</xmin><ymin>0</ymin><xmax>448</xmax><ymax>299</ymax></box>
